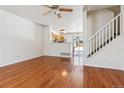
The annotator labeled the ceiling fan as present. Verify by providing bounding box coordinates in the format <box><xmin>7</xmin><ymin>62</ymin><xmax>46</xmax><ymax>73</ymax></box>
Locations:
<box><xmin>59</xmin><ymin>29</ymin><xmax>67</xmax><ymax>33</ymax></box>
<box><xmin>42</xmin><ymin>5</ymin><xmax>73</xmax><ymax>18</ymax></box>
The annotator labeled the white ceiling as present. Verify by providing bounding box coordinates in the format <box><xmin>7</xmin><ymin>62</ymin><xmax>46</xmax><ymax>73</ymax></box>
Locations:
<box><xmin>0</xmin><ymin>5</ymin><xmax>54</xmax><ymax>25</ymax></box>
<box><xmin>0</xmin><ymin>5</ymin><xmax>82</xmax><ymax>26</ymax></box>
<box><xmin>0</xmin><ymin>5</ymin><xmax>83</xmax><ymax>32</ymax></box>
<box><xmin>0</xmin><ymin>5</ymin><xmax>116</xmax><ymax>32</ymax></box>
<box><xmin>84</xmin><ymin>5</ymin><xmax>116</xmax><ymax>11</ymax></box>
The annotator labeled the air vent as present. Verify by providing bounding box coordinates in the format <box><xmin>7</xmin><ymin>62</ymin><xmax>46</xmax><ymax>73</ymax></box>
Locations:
<box><xmin>60</xmin><ymin>52</ymin><xmax>70</xmax><ymax>56</ymax></box>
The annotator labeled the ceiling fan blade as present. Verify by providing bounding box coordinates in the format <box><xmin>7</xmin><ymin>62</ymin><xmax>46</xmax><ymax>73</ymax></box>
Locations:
<box><xmin>43</xmin><ymin>10</ymin><xmax>52</xmax><ymax>15</ymax></box>
<box><xmin>52</xmin><ymin>5</ymin><xmax>60</xmax><ymax>9</ymax></box>
<box><xmin>43</xmin><ymin>5</ymin><xmax>53</xmax><ymax>9</ymax></box>
<box><xmin>59</xmin><ymin>8</ymin><xmax>73</xmax><ymax>12</ymax></box>
<box><xmin>57</xmin><ymin>13</ymin><xmax>61</xmax><ymax>18</ymax></box>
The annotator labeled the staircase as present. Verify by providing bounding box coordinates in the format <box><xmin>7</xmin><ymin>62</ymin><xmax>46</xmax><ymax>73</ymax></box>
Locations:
<box><xmin>88</xmin><ymin>13</ymin><xmax>122</xmax><ymax>58</ymax></box>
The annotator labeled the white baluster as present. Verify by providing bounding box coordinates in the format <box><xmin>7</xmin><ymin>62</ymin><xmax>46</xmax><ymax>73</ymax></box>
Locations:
<box><xmin>90</xmin><ymin>38</ymin><xmax>93</xmax><ymax>54</ymax></box>
<box><xmin>101</xmin><ymin>30</ymin><xmax>103</xmax><ymax>47</ymax></box>
<box><xmin>120</xmin><ymin>14</ymin><xmax>121</xmax><ymax>34</ymax></box>
<box><xmin>92</xmin><ymin>38</ymin><xmax>94</xmax><ymax>53</ymax></box>
<box><xmin>116</xmin><ymin>17</ymin><xmax>118</xmax><ymax>37</ymax></box>
<box><xmin>99</xmin><ymin>32</ymin><xmax>101</xmax><ymax>49</ymax></box>
<box><xmin>105</xmin><ymin>27</ymin><xmax>107</xmax><ymax>43</ymax></box>
<box><xmin>102</xmin><ymin>29</ymin><xmax>104</xmax><ymax>46</ymax></box>
<box><xmin>100</xmin><ymin>31</ymin><xmax>102</xmax><ymax>48</ymax></box>
<box><xmin>96</xmin><ymin>34</ymin><xmax>97</xmax><ymax>51</ymax></box>
<box><xmin>112</xmin><ymin>20</ymin><xmax>114</xmax><ymax>39</ymax></box>
<box><xmin>109</xmin><ymin>24</ymin><xmax>111</xmax><ymax>42</ymax></box>
<box><xmin>89</xmin><ymin>40</ymin><xmax>91</xmax><ymax>56</ymax></box>
<box><xmin>90</xmin><ymin>39</ymin><xmax>92</xmax><ymax>54</ymax></box>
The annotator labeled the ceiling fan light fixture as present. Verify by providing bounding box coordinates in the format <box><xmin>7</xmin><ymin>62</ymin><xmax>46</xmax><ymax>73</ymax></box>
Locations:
<box><xmin>60</xmin><ymin>29</ymin><xmax>65</xmax><ymax>31</ymax></box>
<box><xmin>42</xmin><ymin>5</ymin><xmax>73</xmax><ymax>18</ymax></box>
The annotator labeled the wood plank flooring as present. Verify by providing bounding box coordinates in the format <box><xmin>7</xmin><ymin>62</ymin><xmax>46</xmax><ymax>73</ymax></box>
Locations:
<box><xmin>83</xmin><ymin>66</ymin><xmax>124</xmax><ymax>88</ymax></box>
<box><xmin>0</xmin><ymin>56</ymin><xmax>83</xmax><ymax>88</ymax></box>
<box><xmin>0</xmin><ymin>56</ymin><xmax>124</xmax><ymax>88</ymax></box>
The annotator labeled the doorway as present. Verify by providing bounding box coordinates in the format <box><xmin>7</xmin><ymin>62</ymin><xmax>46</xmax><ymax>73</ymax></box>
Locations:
<box><xmin>72</xmin><ymin>35</ymin><xmax>83</xmax><ymax>65</ymax></box>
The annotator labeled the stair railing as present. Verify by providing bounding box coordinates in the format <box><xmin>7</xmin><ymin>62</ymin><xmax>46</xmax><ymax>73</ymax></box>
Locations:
<box><xmin>88</xmin><ymin>13</ymin><xmax>121</xmax><ymax>57</ymax></box>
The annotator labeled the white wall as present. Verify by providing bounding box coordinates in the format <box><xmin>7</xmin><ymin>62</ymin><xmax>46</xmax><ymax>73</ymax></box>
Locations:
<box><xmin>0</xmin><ymin>9</ymin><xmax>43</xmax><ymax>67</ymax></box>
<box><xmin>121</xmin><ymin>5</ymin><xmax>124</xmax><ymax>33</ymax></box>
<box><xmin>63</xmin><ymin>34</ymin><xmax>73</xmax><ymax>42</ymax></box>
<box><xmin>84</xmin><ymin>35</ymin><xmax>124</xmax><ymax>70</ymax></box>
<box><xmin>87</xmin><ymin>9</ymin><xmax>114</xmax><ymax>38</ymax></box>
<box><xmin>84</xmin><ymin>6</ymin><xmax>124</xmax><ymax>70</ymax></box>
<box><xmin>43</xmin><ymin>26</ymin><xmax>71</xmax><ymax>57</ymax></box>
<box><xmin>83</xmin><ymin>10</ymin><xmax>89</xmax><ymax>65</ymax></box>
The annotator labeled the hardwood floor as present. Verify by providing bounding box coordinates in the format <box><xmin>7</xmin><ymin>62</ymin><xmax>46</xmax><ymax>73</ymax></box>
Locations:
<box><xmin>0</xmin><ymin>56</ymin><xmax>83</xmax><ymax>88</ymax></box>
<box><xmin>0</xmin><ymin>56</ymin><xmax>124</xmax><ymax>88</ymax></box>
<box><xmin>83</xmin><ymin>66</ymin><xmax>124</xmax><ymax>88</ymax></box>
